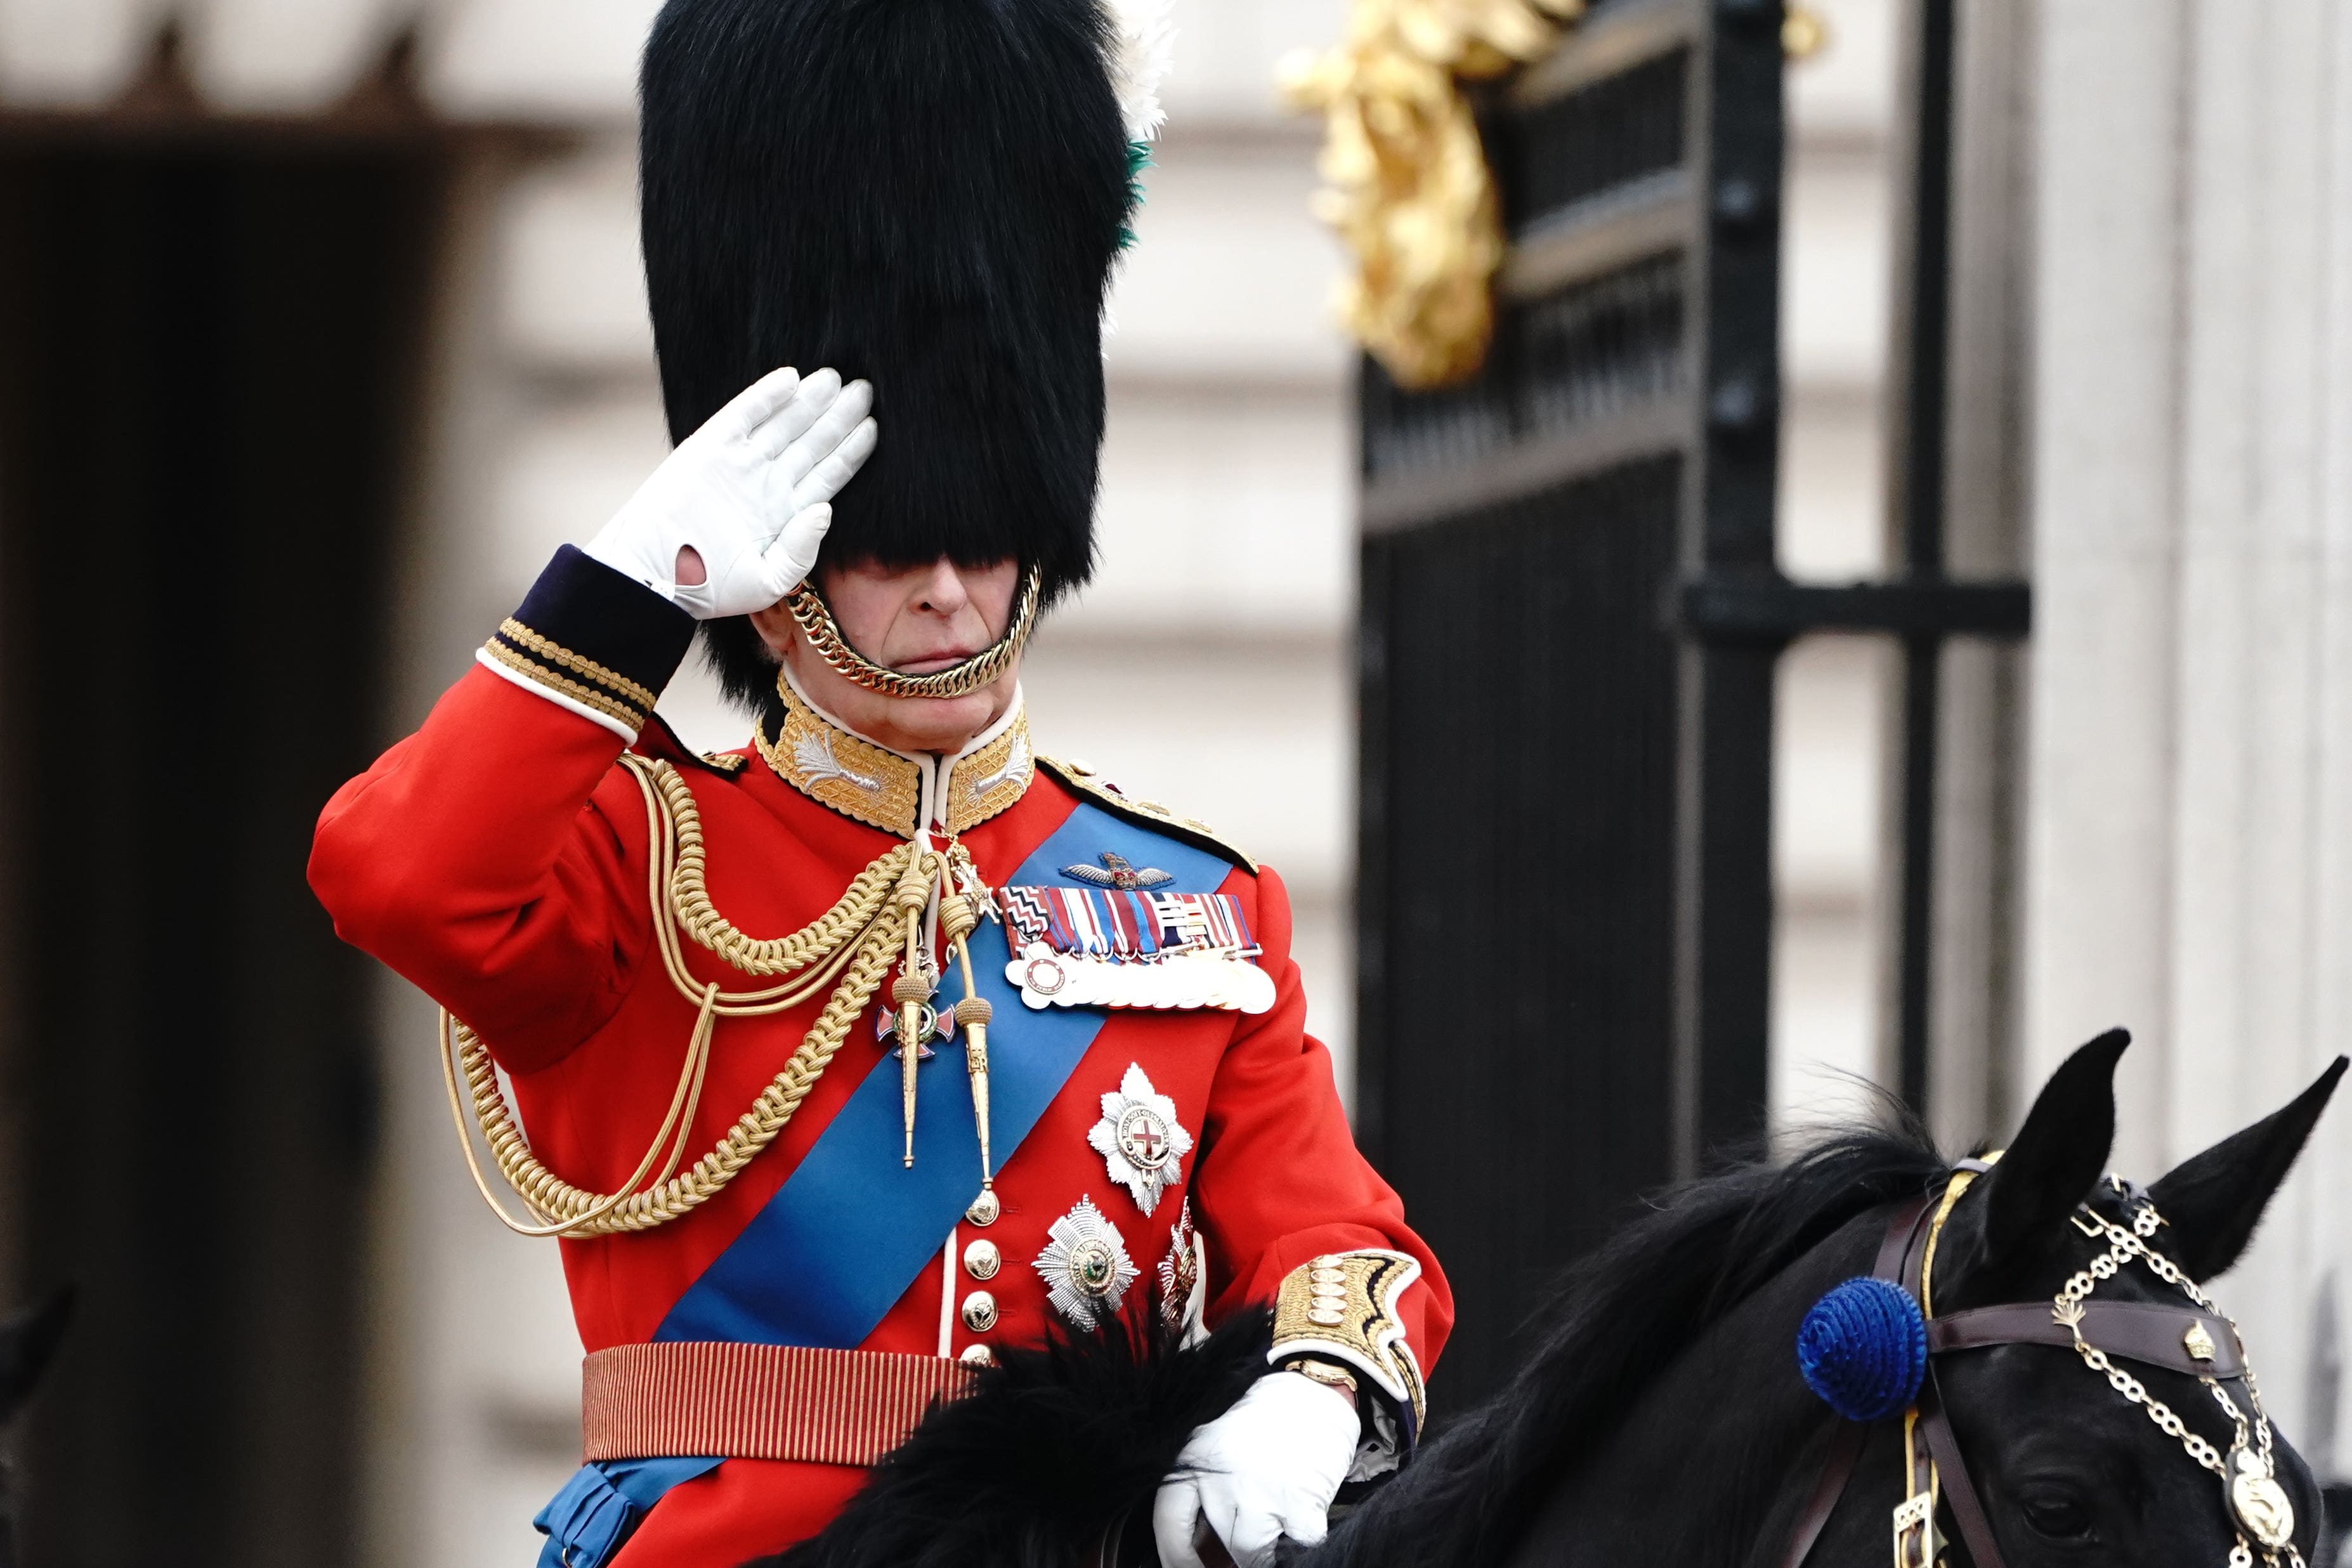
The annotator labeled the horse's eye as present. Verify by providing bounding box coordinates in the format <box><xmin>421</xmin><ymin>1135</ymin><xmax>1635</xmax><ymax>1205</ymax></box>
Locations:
<box><xmin>2018</xmin><ymin>1487</ymin><xmax>2097</xmax><ymax>1543</ymax></box>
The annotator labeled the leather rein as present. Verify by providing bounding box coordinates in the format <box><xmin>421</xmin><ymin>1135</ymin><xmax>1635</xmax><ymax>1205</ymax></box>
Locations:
<box><xmin>1777</xmin><ymin>1162</ymin><xmax>2256</xmax><ymax>1568</ymax></box>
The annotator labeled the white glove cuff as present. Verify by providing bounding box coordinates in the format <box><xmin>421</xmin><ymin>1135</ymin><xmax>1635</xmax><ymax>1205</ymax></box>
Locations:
<box><xmin>1236</xmin><ymin>1368</ymin><xmax>1362</xmax><ymax>1482</ymax></box>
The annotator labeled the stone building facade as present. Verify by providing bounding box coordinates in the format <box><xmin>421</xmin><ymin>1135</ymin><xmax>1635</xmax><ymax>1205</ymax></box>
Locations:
<box><xmin>0</xmin><ymin>0</ymin><xmax>1922</xmax><ymax>1558</ymax></box>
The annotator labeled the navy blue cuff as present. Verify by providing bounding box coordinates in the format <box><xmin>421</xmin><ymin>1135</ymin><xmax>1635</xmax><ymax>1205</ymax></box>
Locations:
<box><xmin>481</xmin><ymin>546</ymin><xmax>696</xmax><ymax>734</ymax></box>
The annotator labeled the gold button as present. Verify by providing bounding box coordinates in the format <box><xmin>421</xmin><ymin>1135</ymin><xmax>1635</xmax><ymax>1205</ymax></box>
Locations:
<box><xmin>960</xmin><ymin>1291</ymin><xmax>998</xmax><ymax>1333</ymax></box>
<box><xmin>964</xmin><ymin>1239</ymin><xmax>1002</xmax><ymax>1281</ymax></box>
<box><xmin>959</xmin><ymin>1344</ymin><xmax>995</xmax><ymax>1366</ymax></box>
<box><xmin>965</xmin><ymin>1189</ymin><xmax>1000</xmax><ymax>1227</ymax></box>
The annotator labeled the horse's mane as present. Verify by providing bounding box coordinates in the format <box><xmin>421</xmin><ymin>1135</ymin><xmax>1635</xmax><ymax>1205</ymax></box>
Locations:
<box><xmin>1317</xmin><ymin>1114</ymin><xmax>1948</xmax><ymax>1568</ymax></box>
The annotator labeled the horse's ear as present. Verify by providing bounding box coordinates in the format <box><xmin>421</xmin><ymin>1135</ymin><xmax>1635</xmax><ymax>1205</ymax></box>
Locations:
<box><xmin>2146</xmin><ymin>1057</ymin><xmax>2346</xmax><ymax>1282</ymax></box>
<box><xmin>0</xmin><ymin>1285</ymin><xmax>71</xmax><ymax>1424</ymax></box>
<box><xmin>1973</xmin><ymin>1030</ymin><xmax>2131</xmax><ymax>1272</ymax></box>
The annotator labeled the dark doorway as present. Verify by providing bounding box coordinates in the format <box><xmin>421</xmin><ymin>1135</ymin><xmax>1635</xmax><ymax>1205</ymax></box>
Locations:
<box><xmin>0</xmin><ymin>132</ymin><xmax>444</xmax><ymax>1565</ymax></box>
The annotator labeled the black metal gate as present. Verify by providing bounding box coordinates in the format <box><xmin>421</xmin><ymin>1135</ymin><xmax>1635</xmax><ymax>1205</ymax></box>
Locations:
<box><xmin>1357</xmin><ymin>0</ymin><xmax>1785</xmax><ymax>1416</ymax></box>
<box><xmin>1357</xmin><ymin>0</ymin><xmax>2030</xmax><ymax>1420</ymax></box>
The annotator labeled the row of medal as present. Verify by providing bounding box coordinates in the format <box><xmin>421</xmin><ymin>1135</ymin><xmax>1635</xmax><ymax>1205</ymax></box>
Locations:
<box><xmin>1007</xmin><ymin>941</ymin><xmax>1276</xmax><ymax>1014</ymax></box>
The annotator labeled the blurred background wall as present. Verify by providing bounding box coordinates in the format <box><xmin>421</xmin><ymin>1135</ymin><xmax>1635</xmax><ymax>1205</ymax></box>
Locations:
<box><xmin>0</xmin><ymin>1</ymin><xmax>2339</xmax><ymax>1564</ymax></box>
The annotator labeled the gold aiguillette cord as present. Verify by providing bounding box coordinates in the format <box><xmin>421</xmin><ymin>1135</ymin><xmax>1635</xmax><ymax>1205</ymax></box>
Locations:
<box><xmin>441</xmin><ymin>754</ymin><xmax>911</xmax><ymax>1238</ymax></box>
<box><xmin>888</xmin><ymin>847</ymin><xmax>934</xmax><ymax>1166</ymax></box>
<box><xmin>891</xmin><ymin>839</ymin><xmax>1000</xmax><ymax>1198</ymax></box>
<box><xmin>939</xmin><ymin>859</ymin><xmax>996</xmax><ymax>1203</ymax></box>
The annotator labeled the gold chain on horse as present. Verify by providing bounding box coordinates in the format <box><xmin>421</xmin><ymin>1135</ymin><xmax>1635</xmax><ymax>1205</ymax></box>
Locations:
<box><xmin>2052</xmin><ymin>1191</ymin><xmax>2302</xmax><ymax>1568</ymax></box>
<box><xmin>781</xmin><ymin>566</ymin><xmax>1042</xmax><ymax>700</ymax></box>
<box><xmin>438</xmin><ymin>754</ymin><xmax>1002</xmax><ymax>1239</ymax></box>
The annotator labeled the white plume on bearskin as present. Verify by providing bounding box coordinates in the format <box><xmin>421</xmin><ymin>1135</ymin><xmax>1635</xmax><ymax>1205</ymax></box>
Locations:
<box><xmin>1103</xmin><ymin>0</ymin><xmax>1176</xmax><ymax>145</ymax></box>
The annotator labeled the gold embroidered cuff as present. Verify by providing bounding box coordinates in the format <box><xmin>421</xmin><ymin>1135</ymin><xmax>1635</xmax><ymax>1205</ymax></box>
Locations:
<box><xmin>482</xmin><ymin>630</ymin><xmax>651</xmax><ymax>733</ymax></box>
<box><xmin>481</xmin><ymin>547</ymin><xmax>696</xmax><ymax>736</ymax></box>
<box><xmin>1271</xmin><ymin>1249</ymin><xmax>1427</xmax><ymax>1437</ymax></box>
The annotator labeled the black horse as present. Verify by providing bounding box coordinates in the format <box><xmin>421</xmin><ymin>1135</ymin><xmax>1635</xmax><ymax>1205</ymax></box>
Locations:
<box><xmin>772</xmin><ymin>1031</ymin><xmax>2344</xmax><ymax>1568</ymax></box>
<box><xmin>0</xmin><ymin>1288</ymin><xmax>70</xmax><ymax>1568</ymax></box>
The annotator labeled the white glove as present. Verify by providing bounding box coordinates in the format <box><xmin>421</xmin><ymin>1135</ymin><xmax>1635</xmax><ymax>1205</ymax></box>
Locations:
<box><xmin>584</xmin><ymin>365</ymin><xmax>877</xmax><ymax>620</ymax></box>
<box><xmin>1152</xmin><ymin>1372</ymin><xmax>1360</xmax><ymax>1568</ymax></box>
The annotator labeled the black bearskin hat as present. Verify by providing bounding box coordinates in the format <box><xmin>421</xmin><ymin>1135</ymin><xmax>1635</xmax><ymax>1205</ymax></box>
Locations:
<box><xmin>640</xmin><ymin>0</ymin><xmax>1133</xmax><ymax>707</ymax></box>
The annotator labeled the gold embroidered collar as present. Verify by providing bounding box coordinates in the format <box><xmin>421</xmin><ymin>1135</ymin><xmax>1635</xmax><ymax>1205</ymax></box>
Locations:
<box><xmin>757</xmin><ymin>672</ymin><xmax>1034</xmax><ymax>839</ymax></box>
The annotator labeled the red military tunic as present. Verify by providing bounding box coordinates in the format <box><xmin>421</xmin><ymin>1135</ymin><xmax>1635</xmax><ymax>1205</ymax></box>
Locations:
<box><xmin>309</xmin><ymin>548</ymin><xmax>1450</xmax><ymax>1566</ymax></box>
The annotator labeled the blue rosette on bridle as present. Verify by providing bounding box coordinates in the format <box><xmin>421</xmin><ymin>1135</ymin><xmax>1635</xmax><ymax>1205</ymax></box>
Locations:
<box><xmin>1796</xmin><ymin>1277</ymin><xmax>1928</xmax><ymax>1423</ymax></box>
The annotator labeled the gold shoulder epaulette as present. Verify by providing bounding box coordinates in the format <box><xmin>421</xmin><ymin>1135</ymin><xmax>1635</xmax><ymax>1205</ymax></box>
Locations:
<box><xmin>1035</xmin><ymin>755</ymin><xmax>1258</xmax><ymax>875</ymax></box>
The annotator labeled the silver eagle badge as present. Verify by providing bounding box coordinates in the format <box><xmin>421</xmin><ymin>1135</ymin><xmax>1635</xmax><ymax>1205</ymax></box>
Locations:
<box><xmin>1087</xmin><ymin>1063</ymin><xmax>1193</xmax><ymax>1216</ymax></box>
<box><xmin>1033</xmin><ymin>1196</ymin><xmax>1140</xmax><ymax>1331</ymax></box>
<box><xmin>1061</xmin><ymin>851</ymin><xmax>1173</xmax><ymax>891</ymax></box>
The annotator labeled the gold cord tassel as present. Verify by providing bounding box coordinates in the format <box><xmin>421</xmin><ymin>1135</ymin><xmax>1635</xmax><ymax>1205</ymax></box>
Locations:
<box><xmin>890</xmin><ymin>851</ymin><xmax>938</xmax><ymax>1167</ymax></box>
<box><xmin>940</xmin><ymin>889</ymin><xmax>996</xmax><ymax>1198</ymax></box>
<box><xmin>443</xmin><ymin>756</ymin><xmax>913</xmax><ymax>1238</ymax></box>
<box><xmin>958</xmin><ymin>993</ymin><xmax>995</xmax><ymax>1191</ymax></box>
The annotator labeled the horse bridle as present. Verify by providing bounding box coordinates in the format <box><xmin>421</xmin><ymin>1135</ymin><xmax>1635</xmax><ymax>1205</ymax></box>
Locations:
<box><xmin>1780</xmin><ymin>1159</ymin><xmax>2304</xmax><ymax>1568</ymax></box>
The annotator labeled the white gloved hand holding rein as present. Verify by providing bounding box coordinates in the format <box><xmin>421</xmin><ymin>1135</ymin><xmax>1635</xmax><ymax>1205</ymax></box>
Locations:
<box><xmin>1153</xmin><ymin>1371</ymin><xmax>1361</xmax><ymax>1568</ymax></box>
<box><xmin>585</xmin><ymin>365</ymin><xmax>877</xmax><ymax>620</ymax></box>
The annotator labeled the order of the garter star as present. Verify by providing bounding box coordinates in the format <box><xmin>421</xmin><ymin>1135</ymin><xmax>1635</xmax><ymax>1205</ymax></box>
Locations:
<box><xmin>1088</xmin><ymin>1063</ymin><xmax>1194</xmax><ymax>1215</ymax></box>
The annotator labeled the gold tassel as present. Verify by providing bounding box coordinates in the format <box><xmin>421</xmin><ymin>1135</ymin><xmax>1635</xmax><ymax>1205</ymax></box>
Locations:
<box><xmin>941</xmin><ymin>889</ymin><xmax>996</xmax><ymax>1198</ymax></box>
<box><xmin>889</xmin><ymin>852</ymin><xmax>936</xmax><ymax>1167</ymax></box>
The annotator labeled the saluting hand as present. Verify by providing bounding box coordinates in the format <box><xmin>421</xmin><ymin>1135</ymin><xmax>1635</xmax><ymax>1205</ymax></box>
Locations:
<box><xmin>584</xmin><ymin>365</ymin><xmax>877</xmax><ymax>620</ymax></box>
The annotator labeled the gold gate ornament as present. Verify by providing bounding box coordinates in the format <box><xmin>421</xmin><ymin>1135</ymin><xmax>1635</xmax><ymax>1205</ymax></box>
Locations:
<box><xmin>1279</xmin><ymin>0</ymin><xmax>1584</xmax><ymax>390</ymax></box>
<box><xmin>1281</xmin><ymin>1</ymin><xmax>1831</xmax><ymax>390</ymax></box>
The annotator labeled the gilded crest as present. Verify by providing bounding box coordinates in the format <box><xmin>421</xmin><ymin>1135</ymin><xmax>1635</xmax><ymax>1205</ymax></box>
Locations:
<box><xmin>2227</xmin><ymin>1447</ymin><xmax>2295</xmax><ymax>1550</ymax></box>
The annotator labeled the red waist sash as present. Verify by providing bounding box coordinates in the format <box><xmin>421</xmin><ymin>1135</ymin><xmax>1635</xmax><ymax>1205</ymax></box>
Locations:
<box><xmin>582</xmin><ymin>1342</ymin><xmax>977</xmax><ymax>1467</ymax></box>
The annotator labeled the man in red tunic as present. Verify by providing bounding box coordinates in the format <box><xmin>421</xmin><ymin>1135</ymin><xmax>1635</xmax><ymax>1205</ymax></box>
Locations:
<box><xmin>309</xmin><ymin>2</ymin><xmax>1449</xmax><ymax>1564</ymax></box>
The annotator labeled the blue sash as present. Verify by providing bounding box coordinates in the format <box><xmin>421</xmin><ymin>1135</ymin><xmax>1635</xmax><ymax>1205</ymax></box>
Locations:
<box><xmin>533</xmin><ymin>1457</ymin><xmax>721</xmax><ymax>1568</ymax></box>
<box><xmin>653</xmin><ymin>800</ymin><xmax>1237</xmax><ymax>1347</ymax></box>
<box><xmin>535</xmin><ymin>801</ymin><xmax>1241</xmax><ymax>1564</ymax></box>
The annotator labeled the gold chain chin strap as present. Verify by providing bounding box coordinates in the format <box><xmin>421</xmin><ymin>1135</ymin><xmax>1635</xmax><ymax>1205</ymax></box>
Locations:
<box><xmin>2054</xmin><ymin>1199</ymin><xmax>2302</xmax><ymax>1568</ymax></box>
<box><xmin>781</xmin><ymin>568</ymin><xmax>1042</xmax><ymax>700</ymax></box>
<box><xmin>438</xmin><ymin>754</ymin><xmax>924</xmax><ymax>1239</ymax></box>
<box><xmin>1899</xmin><ymin>1164</ymin><xmax>2301</xmax><ymax>1568</ymax></box>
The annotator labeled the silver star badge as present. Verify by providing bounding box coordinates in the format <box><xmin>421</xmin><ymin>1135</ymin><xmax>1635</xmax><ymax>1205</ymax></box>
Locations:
<box><xmin>1034</xmin><ymin>1196</ymin><xmax>1140</xmax><ymax>1330</ymax></box>
<box><xmin>1087</xmin><ymin>1064</ymin><xmax>1193</xmax><ymax>1216</ymax></box>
